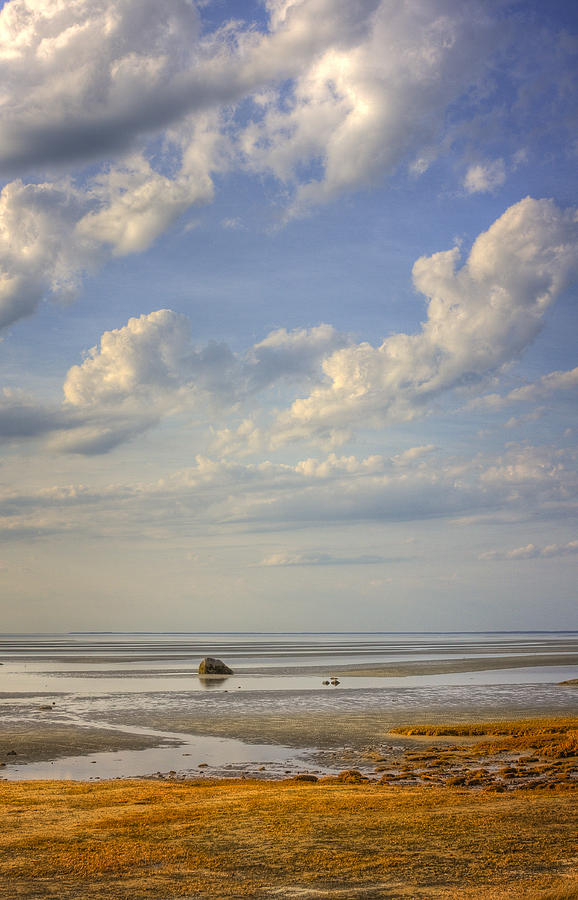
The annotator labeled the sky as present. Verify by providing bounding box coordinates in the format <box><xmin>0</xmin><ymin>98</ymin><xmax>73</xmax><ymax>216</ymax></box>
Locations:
<box><xmin>0</xmin><ymin>0</ymin><xmax>577</xmax><ymax>633</ymax></box>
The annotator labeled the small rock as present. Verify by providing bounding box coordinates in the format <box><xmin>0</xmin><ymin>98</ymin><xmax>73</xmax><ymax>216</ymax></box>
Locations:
<box><xmin>198</xmin><ymin>657</ymin><xmax>233</xmax><ymax>675</ymax></box>
<box><xmin>198</xmin><ymin>762</ymin><xmax>208</xmax><ymax>768</ymax></box>
<box><xmin>292</xmin><ymin>774</ymin><xmax>319</xmax><ymax>782</ymax></box>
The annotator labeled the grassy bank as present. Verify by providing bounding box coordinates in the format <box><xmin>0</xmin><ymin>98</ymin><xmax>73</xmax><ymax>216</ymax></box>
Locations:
<box><xmin>1</xmin><ymin>718</ymin><xmax>576</xmax><ymax>898</ymax></box>
<box><xmin>0</xmin><ymin>778</ymin><xmax>576</xmax><ymax>898</ymax></box>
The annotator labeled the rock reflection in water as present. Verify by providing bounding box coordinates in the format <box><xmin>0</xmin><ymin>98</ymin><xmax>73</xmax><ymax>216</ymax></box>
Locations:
<box><xmin>198</xmin><ymin>675</ymin><xmax>231</xmax><ymax>690</ymax></box>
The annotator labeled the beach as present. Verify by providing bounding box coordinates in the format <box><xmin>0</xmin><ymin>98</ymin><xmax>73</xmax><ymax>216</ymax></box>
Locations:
<box><xmin>0</xmin><ymin>633</ymin><xmax>576</xmax><ymax>897</ymax></box>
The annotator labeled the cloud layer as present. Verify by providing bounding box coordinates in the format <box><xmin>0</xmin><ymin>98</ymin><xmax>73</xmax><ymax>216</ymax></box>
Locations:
<box><xmin>1</xmin><ymin>441</ymin><xmax>575</xmax><ymax>542</ymax></box>
<box><xmin>2</xmin><ymin>198</ymin><xmax>577</xmax><ymax>456</ymax></box>
<box><xmin>1</xmin><ymin>0</ymin><xmax>572</xmax><ymax>330</ymax></box>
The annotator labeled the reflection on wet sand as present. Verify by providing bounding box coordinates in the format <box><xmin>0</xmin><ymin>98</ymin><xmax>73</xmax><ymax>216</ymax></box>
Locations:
<box><xmin>198</xmin><ymin>675</ymin><xmax>231</xmax><ymax>690</ymax></box>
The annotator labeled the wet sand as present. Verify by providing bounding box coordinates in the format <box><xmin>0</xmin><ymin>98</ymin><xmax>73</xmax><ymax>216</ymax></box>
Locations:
<box><xmin>2</xmin><ymin>696</ymin><xmax>577</xmax><ymax>772</ymax></box>
<box><xmin>5</xmin><ymin>651</ymin><xmax>577</xmax><ymax>675</ymax></box>
<box><xmin>247</xmin><ymin>652</ymin><xmax>578</xmax><ymax>677</ymax></box>
<box><xmin>1</xmin><ymin>634</ymin><xmax>575</xmax><ymax>772</ymax></box>
<box><xmin>0</xmin><ymin>721</ymin><xmax>177</xmax><ymax>766</ymax></box>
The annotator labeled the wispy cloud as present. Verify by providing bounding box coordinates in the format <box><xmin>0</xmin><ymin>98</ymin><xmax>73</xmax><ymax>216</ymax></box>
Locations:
<box><xmin>257</xmin><ymin>551</ymin><xmax>397</xmax><ymax>567</ymax></box>
<box><xmin>479</xmin><ymin>540</ymin><xmax>578</xmax><ymax>561</ymax></box>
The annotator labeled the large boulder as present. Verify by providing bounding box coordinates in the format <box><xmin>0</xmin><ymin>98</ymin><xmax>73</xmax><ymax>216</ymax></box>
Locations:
<box><xmin>198</xmin><ymin>657</ymin><xmax>233</xmax><ymax>675</ymax></box>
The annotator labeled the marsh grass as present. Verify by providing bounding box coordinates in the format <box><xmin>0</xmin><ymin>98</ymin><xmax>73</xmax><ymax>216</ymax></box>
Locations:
<box><xmin>0</xmin><ymin>778</ymin><xmax>576</xmax><ymax>897</ymax></box>
<box><xmin>1</xmin><ymin>718</ymin><xmax>576</xmax><ymax>898</ymax></box>
<box><xmin>392</xmin><ymin>718</ymin><xmax>578</xmax><ymax>758</ymax></box>
<box><xmin>391</xmin><ymin>717</ymin><xmax>577</xmax><ymax>738</ymax></box>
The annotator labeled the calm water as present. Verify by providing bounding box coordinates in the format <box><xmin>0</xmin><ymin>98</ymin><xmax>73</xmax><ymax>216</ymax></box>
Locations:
<box><xmin>3</xmin><ymin>631</ymin><xmax>578</xmax><ymax>664</ymax></box>
<box><xmin>1</xmin><ymin>632</ymin><xmax>576</xmax><ymax>780</ymax></box>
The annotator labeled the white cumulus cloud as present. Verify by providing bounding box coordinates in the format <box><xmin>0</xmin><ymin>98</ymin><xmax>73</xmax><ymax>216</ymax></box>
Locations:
<box><xmin>0</xmin><ymin>0</ymin><xmax>546</xmax><ymax>330</ymax></box>
<box><xmin>271</xmin><ymin>198</ymin><xmax>578</xmax><ymax>445</ymax></box>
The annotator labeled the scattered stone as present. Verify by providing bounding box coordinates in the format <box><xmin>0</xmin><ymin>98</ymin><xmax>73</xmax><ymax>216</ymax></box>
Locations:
<box><xmin>322</xmin><ymin>680</ymin><xmax>330</xmax><ymax>685</ymax></box>
<box><xmin>330</xmin><ymin>677</ymin><xmax>340</xmax><ymax>686</ymax></box>
<box><xmin>198</xmin><ymin>657</ymin><xmax>233</xmax><ymax>675</ymax></box>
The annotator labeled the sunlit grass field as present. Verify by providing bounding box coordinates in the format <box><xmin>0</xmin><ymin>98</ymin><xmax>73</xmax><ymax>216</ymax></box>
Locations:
<box><xmin>1</xmin><ymin>719</ymin><xmax>576</xmax><ymax>899</ymax></box>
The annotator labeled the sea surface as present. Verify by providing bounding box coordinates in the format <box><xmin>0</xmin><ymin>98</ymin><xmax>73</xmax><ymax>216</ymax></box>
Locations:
<box><xmin>1</xmin><ymin>632</ymin><xmax>576</xmax><ymax>780</ymax></box>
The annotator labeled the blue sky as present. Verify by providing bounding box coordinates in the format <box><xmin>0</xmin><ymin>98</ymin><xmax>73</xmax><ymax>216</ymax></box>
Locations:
<box><xmin>0</xmin><ymin>0</ymin><xmax>576</xmax><ymax>631</ymax></box>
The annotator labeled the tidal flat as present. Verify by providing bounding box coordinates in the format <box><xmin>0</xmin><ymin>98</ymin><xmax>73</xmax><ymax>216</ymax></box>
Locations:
<box><xmin>1</xmin><ymin>632</ymin><xmax>577</xmax><ymax>779</ymax></box>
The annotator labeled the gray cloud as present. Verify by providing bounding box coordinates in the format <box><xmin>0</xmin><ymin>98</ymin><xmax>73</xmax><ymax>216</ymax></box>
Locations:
<box><xmin>0</xmin><ymin>388</ymin><xmax>159</xmax><ymax>455</ymax></box>
<box><xmin>470</xmin><ymin>367</ymin><xmax>578</xmax><ymax>413</ymax></box>
<box><xmin>0</xmin><ymin>392</ymin><xmax>77</xmax><ymax>439</ymax></box>
<box><xmin>0</xmin><ymin>0</ymin><xmax>379</xmax><ymax>176</ymax></box>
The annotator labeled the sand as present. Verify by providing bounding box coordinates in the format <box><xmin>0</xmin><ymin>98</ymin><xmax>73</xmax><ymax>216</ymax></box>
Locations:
<box><xmin>0</xmin><ymin>721</ymin><xmax>178</xmax><ymax>766</ymax></box>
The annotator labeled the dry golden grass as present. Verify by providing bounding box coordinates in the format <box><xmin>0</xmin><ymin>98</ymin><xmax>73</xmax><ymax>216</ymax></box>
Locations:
<box><xmin>0</xmin><ymin>777</ymin><xmax>576</xmax><ymax>899</ymax></box>
<box><xmin>1</xmin><ymin>718</ymin><xmax>576</xmax><ymax>898</ymax></box>
<box><xmin>392</xmin><ymin>718</ymin><xmax>578</xmax><ymax>759</ymax></box>
<box><xmin>391</xmin><ymin>717</ymin><xmax>578</xmax><ymax>738</ymax></box>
